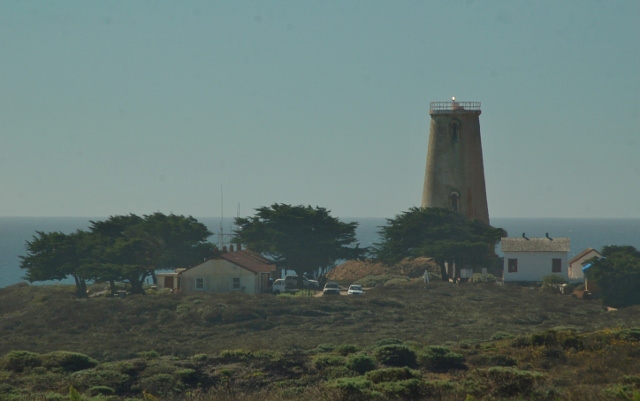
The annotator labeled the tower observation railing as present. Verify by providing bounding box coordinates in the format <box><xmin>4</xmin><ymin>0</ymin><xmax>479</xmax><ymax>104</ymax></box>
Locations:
<box><xmin>430</xmin><ymin>101</ymin><xmax>481</xmax><ymax>111</ymax></box>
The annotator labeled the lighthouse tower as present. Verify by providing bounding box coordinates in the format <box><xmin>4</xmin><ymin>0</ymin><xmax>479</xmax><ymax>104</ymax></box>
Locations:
<box><xmin>421</xmin><ymin>98</ymin><xmax>490</xmax><ymax>225</ymax></box>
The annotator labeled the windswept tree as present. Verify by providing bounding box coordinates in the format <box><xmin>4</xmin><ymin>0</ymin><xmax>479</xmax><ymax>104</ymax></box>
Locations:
<box><xmin>89</xmin><ymin>213</ymin><xmax>216</xmax><ymax>294</ymax></box>
<box><xmin>372</xmin><ymin>207</ymin><xmax>505</xmax><ymax>280</ymax></box>
<box><xmin>585</xmin><ymin>245</ymin><xmax>640</xmax><ymax>308</ymax></box>
<box><xmin>233</xmin><ymin>204</ymin><xmax>365</xmax><ymax>277</ymax></box>
<box><xmin>20</xmin><ymin>230</ymin><xmax>95</xmax><ymax>297</ymax></box>
<box><xmin>20</xmin><ymin>213</ymin><xmax>217</xmax><ymax>296</ymax></box>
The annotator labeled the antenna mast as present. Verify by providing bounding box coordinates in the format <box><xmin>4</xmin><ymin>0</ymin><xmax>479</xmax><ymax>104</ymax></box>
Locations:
<box><xmin>219</xmin><ymin>185</ymin><xmax>224</xmax><ymax>249</ymax></box>
<box><xmin>217</xmin><ymin>185</ymin><xmax>235</xmax><ymax>250</ymax></box>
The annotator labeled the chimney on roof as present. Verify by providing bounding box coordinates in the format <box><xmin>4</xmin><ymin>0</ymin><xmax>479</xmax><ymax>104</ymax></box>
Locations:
<box><xmin>237</xmin><ymin>243</ymin><xmax>242</xmax><ymax>251</ymax></box>
<box><xmin>229</xmin><ymin>244</ymin><xmax>234</xmax><ymax>252</ymax></box>
<box><xmin>222</xmin><ymin>245</ymin><xmax>227</xmax><ymax>253</ymax></box>
<box><xmin>522</xmin><ymin>233</ymin><xmax>528</xmax><ymax>240</ymax></box>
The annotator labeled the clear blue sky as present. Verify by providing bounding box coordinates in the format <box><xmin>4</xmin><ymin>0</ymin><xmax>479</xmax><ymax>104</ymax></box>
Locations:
<box><xmin>1</xmin><ymin>1</ymin><xmax>638</xmax><ymax>219</ymax></box>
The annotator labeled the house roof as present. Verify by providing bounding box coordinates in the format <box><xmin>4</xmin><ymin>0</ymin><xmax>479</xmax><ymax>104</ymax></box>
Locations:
<box><xmin>220</xmin><ymin>250</ymin><xmax>276</xmax><ymax>274</ymax></box>
<box><xmin>568</xmin><ymin>248</ymin><xmax>602</xmax><ymax>265</ymax></box>
<box><xmin>501</xmin><ymin>237</ymin><xmax>570</xmax><ymax>253</ymax></box>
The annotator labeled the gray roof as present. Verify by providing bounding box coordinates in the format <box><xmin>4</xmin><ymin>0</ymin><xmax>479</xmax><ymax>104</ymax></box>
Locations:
<box><xmin>501</xmin><ymin>237</ymin><xmax>570</xmax><ymax>253</ymax></box>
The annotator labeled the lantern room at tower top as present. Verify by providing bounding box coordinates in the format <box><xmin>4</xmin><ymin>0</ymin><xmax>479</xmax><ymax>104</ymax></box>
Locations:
<box><xmin>429</xmin><ymin>99</ymin><xmax>481</xmax><ymax>114</ymax></box>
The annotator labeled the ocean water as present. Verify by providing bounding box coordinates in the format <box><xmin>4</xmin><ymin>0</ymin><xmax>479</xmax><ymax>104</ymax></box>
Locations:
<box><xmin>1</xmin><ymin>217</ymin><xmax>640</xmax><ymax>288</ymax></box>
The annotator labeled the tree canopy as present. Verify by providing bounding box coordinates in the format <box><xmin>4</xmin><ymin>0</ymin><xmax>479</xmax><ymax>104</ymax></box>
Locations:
<box><xmin>585</xmin><ymin>245</ymin><xmax>640</xmax><ymax>308</ymax></box>
<box><xmin>20</xmin><ymin>213</ymin><xmax>216</xmax><ymax>296</ymax></box>
<box><xmin>372</xmin><ymin>207</ymin><xmax>506</xmax><ymax>280</ymax></box>
<box><xmin>20</xmin><ymin>230</ymin><xmax>95</xmax><ymax>297</ymax></box>
<box><xmin>233</xmin><ymin>203</ymin><xmax>365</xmax><ymax>277</ymax></box>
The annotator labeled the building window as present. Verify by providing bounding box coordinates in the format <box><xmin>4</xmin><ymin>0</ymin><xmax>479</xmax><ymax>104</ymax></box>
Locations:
<box><xmin>552</xmin><ymin>258</ymin><xmax>562</xmax><ymax>273</ymax></box>
<box><xmin>233</xmin><ymin>277</ymin><xmax>241</xmax><ymax>290</ymax></box>
<box><xmin>195</xmin><ymin>277</ymin><xmax>204</xmax><ymax>290</ymax></box>
<box><xmin>508</xmin><ymin>259</ymin><xmax>518</xmax><ymax>273</ymax></box>
<box><xmin>450</xmin><ymin>120</ymin><xmax>460</xmax><ymax>143</ymax></box>
<box><xmin>450</xmin><ymin>192</ymin><xmax>460</xmax><ymax>212</ymax></box>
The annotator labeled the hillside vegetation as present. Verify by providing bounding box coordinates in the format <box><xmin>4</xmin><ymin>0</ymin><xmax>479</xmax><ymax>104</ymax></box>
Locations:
<box><xmin>2</xmin><ymin>281</ymin><xmax>640</xmax><ymax>400</ymax></box>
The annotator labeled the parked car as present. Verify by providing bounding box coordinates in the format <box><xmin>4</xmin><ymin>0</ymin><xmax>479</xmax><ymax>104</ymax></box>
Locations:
<box><xmin>323</xmin><ymin>281</ymin><xmax>341</xmax><ymax>295</ymax></box>
<box><xmin>284</xmin><ymin>275</ymin><xmax>320</xmax><ymax>288</ymax></box>
<box><xmin>272</xmin><ymin>279</ymin><xmax>297</xmax><ymax>294</ymax></box>
<box><xmin>303</xmin><ymin>276</ymin><xmax>320</xmax><ymax>288</ymax></box>
<box><xmin>347</xmin><ymin>284</ymin><xmax>364</xmax><ymax>295</ymax></box>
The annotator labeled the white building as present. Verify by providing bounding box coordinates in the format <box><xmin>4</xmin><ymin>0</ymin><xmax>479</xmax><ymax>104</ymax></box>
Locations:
<box><xmin>568</xmin><ymin>248</ymin><xmax>602</xmax><ymax>283</ymax></box>
<box><xmin>157</xmin><ymin>249</ymin><xmax>276</xmax><ymax>294</ymax></box>
<box><xmin>501</xmin><ymin>234</ymin><xmax>570</xmax><ymax>282</ymax></box>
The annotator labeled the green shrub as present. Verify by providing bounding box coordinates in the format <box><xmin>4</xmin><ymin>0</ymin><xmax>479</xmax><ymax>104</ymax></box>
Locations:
<box><xmin>100</xmin><ymin>360</ymin><xmax>146</xmax><ymax>376</ymax></box>
<box><xmin>191</xmin><ymin>354</ymin><xmax>208</xmax><ymax>361</ymax></box>
<box><xmin>560</xmin><ymin>332</ymin><xmax>584</xmax><ymax>351</ymax></box>
<box><xmin>41</xmin><ymin>351</ymin><xmax>98</xmax><ymax>372</ymax></box>
<box><xmin>356</xmin><ymin>274</ymin><xmax>406</xmax><ymax>288</ymax></box>
<box><xmin>542</xmin><ymin>274</ymin><xmax>566</xmax><ymax>285</ymax></box>
<box><xmin>335</xmin><ymin>344</ymin><xmax>359</xmax><ymax>356</ymax></box>
<box><xmin>365</xmin><ymin>367</ymin><xmax>420</xmax><ymax>383</ymax></box>
<box><xmin>136</xmin><ymin>351</ymin><xmax>160</xmax><ymax>359</ymax></box>
<box><xmin>383</xmin><ymin>277</ymin><xmax>411</xmax><ymax>287</ymax></box>
<box><xmin>487</xmin><ymin>367</ymin><xmax>545</xmax><ymax>397</ymax></box>
<box><xmin>137</xmin><ymin>373</ymin><xmax>182</xmax><ymax>396</ymax></box>
<box><xmin>70</xmin><ymin>369</ymin><xmax>131</xmax><ymax>393</ymax></box>
<box><xmin>468</xmin><ymin>354</ymin><xmax>517</xmax><ymax>367</ymax></box>
<box><xmin>487</xmin><ymin>355</ymin><xmax>517</xmax><ymax>367</ymax></box>
<box><xmin>376</xmin><ymin>338</ymin><xmax>404</xmax><ymax>347</ymax></box>
<box><xmin>618</xmin><ymin>328</ymin><xmax>640</xmax><ymax>342</ymax></box>
<box><xmin>320</xmin><ymin>366</ymin><xmax>356</xmax><ymax>380</ymax></box>
<box><xmin>542</xmin><ymin>347</ymin><xmax>565</xmax><ymax>360</ymax></box>
<box><xmin>374</xmin><ymin>345</ymin><xmax>417</xmax><ymax>367</ymax></box>
<box><xmin>315</xmin><ymin>343</ymin><xmax>336</xmax><ymax>353</ymax></box>
<box><xmin>418</xmin><ymin>346</ymin><xmax>466</xmax><ymax>372</ymax></box>
<box><xmin>423</xmin><ymin>380</ymin><xmax>457</xmax><ymax>398</ymax></box>
<box><xmin>510</xmin><ymin>336</ymin><xmax>532</xmax><ymax>348</ymax></box>
<box><xmin>328</xmin><ymin>377</ymin><xmax>382</xmax><ymax>400</ymax></box>
<box><xmin>89</xmin><ymin>385</ymin><xmax>115</xmax><ymax>396</ymax></box>
<box><xmin>2</xmin><ymin>350</ymin><xmax>42</xmax><ymax>372</ymax></box>
<box><xmin>312</xmin><ymin>354</ymin><xmax>346</xmax><ymax>370</ymax></box>
<box><xmin>346</xmin><ymin>354</ymin><xmax>377</xmax><ymax>375</ymax></box>
<box><xmin>218</xmin><ymin>349</ymin><xmax>255</xmax><ymax>362</ymax></box>
<box><xmin>490</xmin><ymin>332</ymin><xmax>514</xmax><ymax>341</ymax></box>
<box><xmin>470</xmin><ymin>273</ymin><xmax>497</xmax><ymax>283</ymax></box>
<box><xmin>139</xmin><ymin>360</ymin><xmax>178</xmax><ymax>377</ymax></box>
<box><xmin>176</xmin><ymin>368</ymin><xmax>198</xmax><ymax>384</ymax></box>
<box><xmin>562</xmin><ymin>283</ymin><xmax>576</xmax><ymax>294</ymax></box>
<box><xmin>375</xmin><ymin>378</ymin><xmax>425</xmax><ymax>399</ymax></box>
<box><xmin>541</xmin><ymin>274</ymin><xmax>566</xmax><ymax>293</ymax></box>
<box><xmin>531</xmin><ymin>330</ymin><xmax>558</xmax><ymax>347</ymax></box>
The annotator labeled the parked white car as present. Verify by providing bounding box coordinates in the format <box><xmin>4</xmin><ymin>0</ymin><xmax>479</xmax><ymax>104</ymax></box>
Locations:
<box><xmin>347</xmin><ymin>284</ymin><xmax>364</xmax><ymax>295</ymax></box>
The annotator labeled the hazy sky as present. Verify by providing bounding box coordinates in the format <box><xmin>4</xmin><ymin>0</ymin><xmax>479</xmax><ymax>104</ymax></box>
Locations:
<box><xmin>1</xmin><ymin>1</ymin><xmax>638</xmax><ymax>219</ymax></box>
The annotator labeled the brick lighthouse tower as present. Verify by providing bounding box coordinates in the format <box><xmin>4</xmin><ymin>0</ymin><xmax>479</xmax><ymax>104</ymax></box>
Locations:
<box><xmin>421</xmin><ymin>98</ymin><xmax>490</xmax><ymax>225</ymax></box>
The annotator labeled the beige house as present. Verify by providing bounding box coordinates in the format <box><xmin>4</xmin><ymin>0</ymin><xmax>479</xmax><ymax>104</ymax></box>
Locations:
<box><xmin>157</xmin><ymin>250</ymin><xmax>275</xmax><ymax>294</ymax></box>
<box><xmin>568</xmin><ymin>248</ymin><xmax>602</xmax><ymax>283</ymax></box>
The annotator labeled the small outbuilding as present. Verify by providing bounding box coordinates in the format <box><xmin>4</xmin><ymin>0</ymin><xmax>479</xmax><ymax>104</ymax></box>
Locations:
<box><xmin>157</xmin><ymin>249</ymin><xmax>276</xmax><ymax>294</ymax></box>
<box><xmin>568</xmin><ymin>248</ymin><xmax>602</xmax><ymax>283</ymax></box>
<box><xmin>501</xmin><ymin>234</ymin><xmax>570</xmax><ymax>283</ymax></box>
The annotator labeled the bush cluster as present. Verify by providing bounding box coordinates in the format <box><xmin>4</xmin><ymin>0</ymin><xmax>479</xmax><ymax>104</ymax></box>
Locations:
<box><xmin>373</xmin><ymin>345</ymin><xmax>417</xmax><ymax>367</ymax></box>
<box><xmin>418</xmin><ymin>346</ymin><xmax>466</xmax><ymax>372</ymax></box>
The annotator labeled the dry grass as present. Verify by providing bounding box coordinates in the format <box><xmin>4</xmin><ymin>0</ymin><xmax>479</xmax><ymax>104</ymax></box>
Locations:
<box><xmin>1</xmin><ymin>281</ymin><xmax>639</xmax><ymax>361</ymax></box>
<box><xmin>2</xmin><ymin>281</ymin><xmax>640</xmax><ymax>399</ymax></box>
